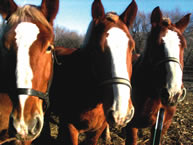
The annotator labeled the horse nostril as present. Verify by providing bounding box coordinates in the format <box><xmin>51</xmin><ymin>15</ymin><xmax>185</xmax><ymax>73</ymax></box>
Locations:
<box><xmin>160</xmin><ymin>88</ymin><xmax>170</xmax><ymax>99</ymax></box>
<box><xmin>107</xmin><ymin>110</ymin><xmax>115</xmax><ymax>124</ymax></box>
<box><xmin>125</xmin><ymin>107</ymin><xmax>134</xmax><ymax>124</ymax></box>
<box><xmin>178</xmin><ymin>87</ymin><xmax>186</xmax><ymax>102</ymax></box>
<box><xmin>29</xmin><ymin>116</ymin><xmax>42</xmax><ymax>136</ymax></box>
<box><xmin>8</xmin><ymin>115</ymin><xmax>17</xmax><ymax>137</ymax></box>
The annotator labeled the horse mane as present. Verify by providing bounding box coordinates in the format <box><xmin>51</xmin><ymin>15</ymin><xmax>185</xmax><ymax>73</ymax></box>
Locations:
<box><xmin>162</xmin><ymin>17</ymin><xmax>171</xmax><ymax>26</ymax></box>
<box><xmin>8</xmin><ymin>5</ymin><xmax>52</xmax><ymax>31</ymax></box>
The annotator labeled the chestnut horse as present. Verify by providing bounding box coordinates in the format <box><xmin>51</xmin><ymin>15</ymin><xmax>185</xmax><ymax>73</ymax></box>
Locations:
<box><xmin>0</xmin><ymin>0</ymin><xmax>58</xmax><ymax>144</ymax></box>
<box><xmin>125</xmin><ymin>7</ymin><xmax>190</xmax><ymax>145</ymax></box>
<box><xmin>49</xmin><ymin>0</ymin><xmax>137</xmax><ymax>144</ymax></box>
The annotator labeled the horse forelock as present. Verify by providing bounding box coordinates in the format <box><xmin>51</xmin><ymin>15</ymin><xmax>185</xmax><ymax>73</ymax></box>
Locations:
<box><xmin>162</xmin><ymin>17</ymin><xmax>172</xmax><ymax>25</ymax></box>
<box><xmin>8</xmin><ymin>5</ymin><xmax>52</xmax><ymax>31</ymax></box>
<box><xmin>106</xmin><ymin>12</ymin><xmax>119</xmax><ymax>23</ymax></box>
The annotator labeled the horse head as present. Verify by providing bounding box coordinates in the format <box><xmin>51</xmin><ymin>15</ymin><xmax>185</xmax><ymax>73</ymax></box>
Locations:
<box><xmin>147</xmin><ymin>7</ymin><xmax>190</xmax><ymax>106</ymax></box>
<box><xmin>0</xmin><ymin>0</ymin><xmax>58</xmax><ymax>141</ymax></box>
<box><xmin>83</xmin><ymin>0</ymin><xmax>137</xmax><ymax>127</ymax></box>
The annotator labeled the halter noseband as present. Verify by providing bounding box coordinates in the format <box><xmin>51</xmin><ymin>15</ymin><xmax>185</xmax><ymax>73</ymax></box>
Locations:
<box><xmin>154</xmin><ymin>56</ymin><xmax>187</xmax><ymax>103</ymax></box>
<box><xmin>15</xmin><ymin>88</ymin><xmax>50</xmax><ymax>110</ymax></box>
<box><xmin>154</xmin><ymin>57</ymin><xmax>182</xmax><ymax>70</ymax></box>
<box><xmin>99</xmin><ymin>77</ymin><xmax>132</xmax><ymax>89</ymax></box>
<box><xmin>9</xmin><ymin>51</ymin><xmax>54</xmax><ymax>111</ymax></box>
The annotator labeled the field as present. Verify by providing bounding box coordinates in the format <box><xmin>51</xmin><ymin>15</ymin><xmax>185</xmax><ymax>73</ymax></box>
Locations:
<box><xmin>49</xmin><ymin>66</ymin><xmax>193</xmax><ymax>145</ymax></box>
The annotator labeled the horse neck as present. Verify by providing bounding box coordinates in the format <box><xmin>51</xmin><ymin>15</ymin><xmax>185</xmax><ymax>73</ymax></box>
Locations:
<box><xmin>132</xmin><ymin>46</ymin><xmax>155</xmax><ymax>89</ymax></box>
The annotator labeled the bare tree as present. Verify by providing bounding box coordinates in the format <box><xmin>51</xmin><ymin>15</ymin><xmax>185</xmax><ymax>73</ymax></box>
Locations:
<box><xmin>54</xmin><ymin>26</ymin><xmax>84</xmax><ymax>48</ymax></box>
<box><xmin>130</xmin><ymin>9</ymin><xmax>193</xmax><ymax>66</ymax></box>
<box><xmin>130</xmin><ymin>11</ymin><xmax>150</xmax><ymax>53</ymax></box>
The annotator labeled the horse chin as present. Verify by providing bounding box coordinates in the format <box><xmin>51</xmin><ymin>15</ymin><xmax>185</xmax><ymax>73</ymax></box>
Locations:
<box><xmin>161</xmin><ymin>98</ymin><xmax>177</xmax><ymax>106</ymax></box>
<box><xmin>161</xmin><ymin>94</ymin><xmax>181</xmax><ymax>106</ymax></box>
<box><xmin>106</xmin><ymin>107</ymin><xmax>134</xmax><ymax>129</ymax></box>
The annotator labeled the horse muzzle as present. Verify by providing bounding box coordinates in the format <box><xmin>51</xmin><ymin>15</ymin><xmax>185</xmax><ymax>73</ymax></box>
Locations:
<box><xmin>9</xmin><ymin>113</ymin><xmax>43</xmax><ymax>141</ymax></box>
<box><xmin>106</xmin><ymin>106</ymin><xmax>134</xmax><ymax>129</ymax></box>
<box><xmin>160</xmin><ymin>87</ymin><xmax>186</xmax><ymax>106</ymax></box>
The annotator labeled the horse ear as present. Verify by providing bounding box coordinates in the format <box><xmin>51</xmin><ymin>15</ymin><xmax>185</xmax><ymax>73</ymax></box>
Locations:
<box><xmin>40</xmin><ymin>0</ymin><xmax>59</xmax><ymax>25</ymax></box>
<box><xmin>120</xmin><ymin>0</ymin><xmax>138</xmax><ymax>28</ymax></box>
<box><xmin>92</xmin><ymin>0</ymin><xmax>105</xmax><ymax>19</ymax></box>
<box><xmin>175</xmin><ymin>13</ymin><xmax>191</xmax><ymax>33</ymax></box>
<box><xmin>151</xmin><ymin>6</ymin><xmax>163</xmax><ymax>27</ymax></box>
<box><xmin>0</xmin><ymin>0</ymin><xmax>17</xmax><ymax>20</ymax></box>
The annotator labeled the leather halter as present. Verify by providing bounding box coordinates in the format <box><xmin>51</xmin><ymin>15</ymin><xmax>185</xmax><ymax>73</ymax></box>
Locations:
<box><xmin>154</xmin><ymin>57</ymin><xmax>182</xmax><ymax>70</ymax></box>
<box><xmin>99</xmin><ymin>77</ymin><xmax>132</xmax><ymax>89</ymax></box>
<box><xmin>15</xmin><ymin>88</ymin><xmax>50</xmax><ymax>111</ymax></box>
<box><xmin>9</xmin><ymin>51</ymin><xmax>54</xmax><ymax>111</ymax></box>
<box><xmin>1</xmin><ymin>21</ymin><xmax>54</xmax><ymax>111</ymax></box>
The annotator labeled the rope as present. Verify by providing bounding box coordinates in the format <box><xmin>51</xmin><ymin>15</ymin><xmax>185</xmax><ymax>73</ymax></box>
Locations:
<box><xmin>0</xmin><ymin>137</ymin><xmax>17</xmax><ymax>145</ymax></box>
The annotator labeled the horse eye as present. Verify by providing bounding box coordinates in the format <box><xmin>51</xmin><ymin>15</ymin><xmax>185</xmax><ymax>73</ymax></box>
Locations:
<box><xmin>47</xmin><ymin>45</ymin><xmax>54</xmax><ymax>52</ymax></box>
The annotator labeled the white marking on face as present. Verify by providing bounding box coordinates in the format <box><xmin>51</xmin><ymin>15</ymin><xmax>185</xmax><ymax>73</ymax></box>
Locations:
<box><xmin>15</xmin><ymin>22</ymin><xmax>39</xmax><ymax>129</ymax></box>
<box><xmin>162</xmin><ymin>30</ymin><xmax>182</xmax><ymax>95</ymax></box>
<box><xmin>106</xmin><ymin>27</ymin><xmax>131</xmax><ymax>122</ymax></box>
<box><xmin>106</xmin><ymin>27</ymin><xmax>129</xmax><ymax>79</ymax></box>
<box><xmin>112</xmin><ymin>84</ymin><xmax>131</xmax><ymax>122</ymax></box>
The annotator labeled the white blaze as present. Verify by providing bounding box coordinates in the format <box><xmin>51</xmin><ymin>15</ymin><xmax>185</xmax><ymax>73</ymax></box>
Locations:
<box><xmin>15</xmin><ymin>22</ymin><xmax>39</xmax><ymax>134</ymax></box>
<box><xmin>106</xmin><ymin>27</ymin><xmax>130</xmax><ymax>121</ymax></box>
<box><xmin>162</xmin><ymin>30</ymin><xmax>182</xmax><ymax>95</ymax></box>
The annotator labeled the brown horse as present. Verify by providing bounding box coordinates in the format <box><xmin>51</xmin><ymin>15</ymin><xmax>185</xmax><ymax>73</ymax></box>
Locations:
<box><xmin>125</xmin><ymin>7</ymin><xmax>190</xmax><ymax>145</ymax></box>
<box><xmin>0</xmin><ymin>0</ymin><xmax>59</xmax><ymax>144</ymax></box>
<box><xmin>49</xmin><ymin>0</ymin><xmax>137</xmax><ymax>144</ymax></box>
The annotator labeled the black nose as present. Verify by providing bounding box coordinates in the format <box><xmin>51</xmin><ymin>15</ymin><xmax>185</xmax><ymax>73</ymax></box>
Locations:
<box><xmin>160</xmin><ymin>88</ymin><xmax>170</xmax><ymax>99</ymax></box>
<box><xmin>107</xmin><ymin>110</ymin><xmax>116</xmax><ymax>125</ymax></box>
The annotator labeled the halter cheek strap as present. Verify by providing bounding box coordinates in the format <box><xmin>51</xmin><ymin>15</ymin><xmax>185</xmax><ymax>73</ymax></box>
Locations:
<box><xmin>9</xmin><ymin>52</ymin><xmax>54</xmax><ymax>112</ymax></box>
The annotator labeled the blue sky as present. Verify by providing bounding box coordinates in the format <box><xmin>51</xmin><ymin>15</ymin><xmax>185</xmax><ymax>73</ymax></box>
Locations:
<box><xmin>2</xmin><ymin>0</ymin><xmax>193</xmax><ymax>34</ymax></box>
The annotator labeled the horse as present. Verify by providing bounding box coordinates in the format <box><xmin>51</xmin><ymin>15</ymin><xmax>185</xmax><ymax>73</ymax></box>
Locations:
<box><xmin>49</xmin><ymin>0</ymin><xmax>137</xmax><ymax>144</ymax></box>
<box><xmin>125</xmin><ymin>7</ymin><xmax>190</xmax><ymax>145</ymax></box>
<box><xmin>0</xmin><ymin>0</ymin><xmax>59</xmax><ymax>144</ymax></box>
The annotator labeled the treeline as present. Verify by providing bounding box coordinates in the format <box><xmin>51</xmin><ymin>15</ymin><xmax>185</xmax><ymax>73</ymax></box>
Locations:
<box><xmin>54</xmin><ymin>26</ymin><xmax>84</xmax><ymax>49</ymax></box>
<box><xmin>53</xmin><ymin>10</ymin><xmax>193</xmax><ymax>66</ymax></box>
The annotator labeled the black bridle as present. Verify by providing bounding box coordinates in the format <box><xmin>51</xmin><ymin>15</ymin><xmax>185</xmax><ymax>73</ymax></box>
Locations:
<box><xmin>14</xmin><ymin>88</ymin><xmax>50</xmax><ymax>111</ymax></box>
<box><xmin>1</xmin><ymin>20</ymin><xmax>55</xmax><ymax>111</ymax></box>
<box><xmin>9</xmin><ymin>51</ymin><xmax>55</xmax><ymax>112</ymax></box>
